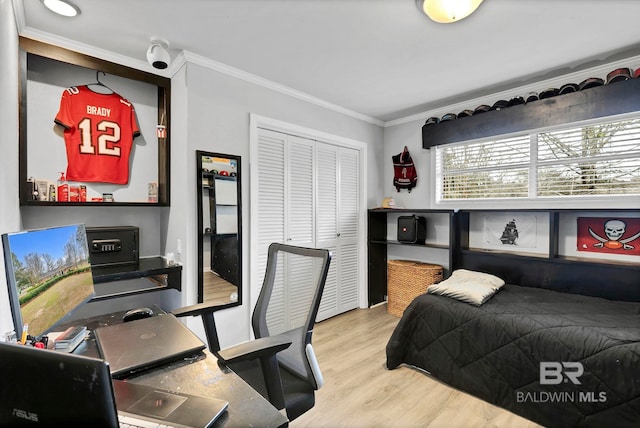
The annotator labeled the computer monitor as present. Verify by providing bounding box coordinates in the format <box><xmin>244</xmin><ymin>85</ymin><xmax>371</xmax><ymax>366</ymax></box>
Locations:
<box><xmin>2</xmin><ymin>224</ymin><xmax>95</xmax><ymax>341</ymax></box>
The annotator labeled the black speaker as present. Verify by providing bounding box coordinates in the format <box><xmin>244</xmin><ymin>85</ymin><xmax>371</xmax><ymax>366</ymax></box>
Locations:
<box><xmin>397</xmin><ymin>215</ymin><xmax>426</xmax><ymax>244</ymax></box>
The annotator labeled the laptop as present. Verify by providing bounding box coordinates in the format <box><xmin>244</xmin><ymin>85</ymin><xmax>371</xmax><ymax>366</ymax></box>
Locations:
<box><xmin>94</xmin><ymin>313</ymin><xmax>206</xmax><ymax>379</ymax></box>
<box><xmin>0</xmin><ymin>341</ymin><xmax>228</xmax><ymax>428</ymax></box>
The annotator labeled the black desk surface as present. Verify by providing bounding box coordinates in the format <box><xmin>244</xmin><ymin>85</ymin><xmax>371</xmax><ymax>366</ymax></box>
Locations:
<box><xmin>58</xmin><ymin>307</ymin><xmax>288</xmax><ymax>428</ymax></box>
<box><xmin>92</xmin><ymin>257</ymin><xmax>180</xmax><ymax>283</ymax></box>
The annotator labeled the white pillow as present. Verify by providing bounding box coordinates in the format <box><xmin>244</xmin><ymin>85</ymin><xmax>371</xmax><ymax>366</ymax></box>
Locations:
<box><xmin>427</xmin><ymin>269</ymin><xmax>505</xmax><ymax>306</ymax></box>
<box><xmin>449</xmin><ymin>269</ymin><xmax>505</xmax><ymax>290</ymax></box>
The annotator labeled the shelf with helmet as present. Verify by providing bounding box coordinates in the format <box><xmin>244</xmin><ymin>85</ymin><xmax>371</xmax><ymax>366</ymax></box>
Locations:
<box><xmin>422</xmin><ymin>69</ymin><xmax>640</xmax><ymax>149</ymax></box>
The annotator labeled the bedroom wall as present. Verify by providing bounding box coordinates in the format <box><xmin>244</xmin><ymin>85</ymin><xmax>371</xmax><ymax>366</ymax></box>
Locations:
<box><xmin>25</xmin><ymin>55</ymin><xmax>160</xmax><ymax>204</ymax></box>
<box><xmin>19</xmin><ymin>55</ymin><xmax>165</xmax><ymax>258</ymax></box>
<box><xmin>0</xmin><ymin>0</ymin><xmax>21</xmax><ymax>338</ymax></box>
<box><xmin>383</xmin><ymin>57</ymin><xmax>640</xmax><ymax>271</ymax></box>
<box><xmin>0</xmin><ymin>3</ymin><xmax>385</xmax><ymax>346</ymax></box>
<box><xmin>383</xmin><ymin>114</ymin><xmax>640</xmax><ymax>271</ymax></box>
<box><xmin>0</xmin><ymin>45</ymin><xmax>177</xmax><ymax>342</ymax></box>
<box><xmin>2</xmin><ymin>0</ymin><xmax>637</xmax><ymax>338</ymax></box>
<box><xmin>156</xmin><ymin>61</ymin><xmax>386</xmax><ymax>348</ymax></box>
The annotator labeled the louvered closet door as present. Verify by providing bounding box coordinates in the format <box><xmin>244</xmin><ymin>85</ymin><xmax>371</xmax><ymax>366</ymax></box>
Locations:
<box><xmin>286</xmin><ymin>135</ymin><xmax>315</xmax><ymax>247</ymax></box>
<box><xmin>315</xmin><ymin>143</ymin><xmax>360</xmax><ymax>321</ymax></box>
<box><xmin>337</xmin><ymin>147</ymin><xmax>360</xmax><ymax>313</ymax></box>
<box><xmin>256</xmin><ymin>127</ymin><xmax>361</xmax><ymax>324</ymax></box>
<box><xmin>256</xmin><ymin>129</ymin><xmax>286</xmax><ymax>325</ymax></box>
<box><xmin>315</xmin><ymin>143</ymin><xmax>338</xmax><ymax>320</ymax></box>
<box><xmin>273</xmin><ymin>136</ymin><xmax>315</xmax><ymax>332</ymax></box>
<box><xmin>256</xmin><ymin>129</ymin><xmax>315</xmax><ymax>333</ymax></box>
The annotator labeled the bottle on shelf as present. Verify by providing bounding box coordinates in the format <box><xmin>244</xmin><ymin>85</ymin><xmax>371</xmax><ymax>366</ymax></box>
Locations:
<box><xmin>26</xmin><ymin>176</ymin><xmax>38</xmax><ymax>200</ymax></box>
<box><xmin>69</xmin><ymin>183</ymin><xmax>80</xmax><ymax>202</ymax></box>
<box><xmin>57</xmin><ymin>172</ymin><xmax>69</xmax><ymax>202</ymax></box>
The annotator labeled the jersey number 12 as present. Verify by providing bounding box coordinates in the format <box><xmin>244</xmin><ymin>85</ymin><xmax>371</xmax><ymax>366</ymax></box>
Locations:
<box><xmin>77</xmin><ymin>117</ymin><xmax>121</xmax><ymax>157</ymax></box>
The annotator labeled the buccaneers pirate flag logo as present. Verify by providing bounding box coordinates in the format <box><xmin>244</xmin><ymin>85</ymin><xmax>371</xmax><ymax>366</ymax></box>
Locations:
<box><xmin>577</xmin><ymin>217</ymin><xmax>640</xmax><ymax>256</ymax></box>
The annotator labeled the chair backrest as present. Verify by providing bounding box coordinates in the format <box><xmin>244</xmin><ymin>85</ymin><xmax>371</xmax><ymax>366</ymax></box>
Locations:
<box><xmin>252</xmin><ymin>243</ymin><xmax>331</xmax><ymax>390</ymax></box>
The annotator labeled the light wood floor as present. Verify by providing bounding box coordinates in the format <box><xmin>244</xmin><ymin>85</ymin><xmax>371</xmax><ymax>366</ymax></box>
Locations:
<box><xmin>292</xmin><ymin>304</ymin><xmax>542</xmax><ymax>428</ymax></box>
<box><xmin>202</xmin><ymin>270</ymin><xmax>237</xmax><ymax>304</ymax></box>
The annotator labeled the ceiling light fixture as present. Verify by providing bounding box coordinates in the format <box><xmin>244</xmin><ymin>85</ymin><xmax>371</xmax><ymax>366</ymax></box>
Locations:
<box><xmin>415</xmin><ymin>0</ymin><xmax>483</xmax><ymax>24</ymax></box>
<box><xmin>42</xmin><ymin>0</ymin><xmax>80</xmax><ymax>17</ymax></box>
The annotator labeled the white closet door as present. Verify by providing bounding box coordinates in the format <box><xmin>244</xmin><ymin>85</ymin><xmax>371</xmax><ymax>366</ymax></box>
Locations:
<box><xmin>257</xmin><ymin>129</ymin><xmax>315</xmax><ymax>332</ymax></box>
<box><xmin>275</xmin><ymin>136</ymin><xmax>315</xmax><ymax>332</ymax></box>
<box><xmin>315</xmin><ymin>144</ymin><xmax>360</xmax><ymax>320</ymax></box>
<box><xmin>256</xmin><ymin>129</ymin><xmax>286</xmax><ymax>248</ymax></box>
<box><xmin>315</xmin><ymin>142</ymin><xmax>338</xmax><ymax>320</ymax></box>
<box><xmin>256</xmin><ymin>129</ymin><xmax>286</xmax><ymax>317</ymax></box>
<box><xmin>337</xmin><ymin>147</ymin><xmax>360</xmax><ymax>312</ymax></box>
<box><xmin>255</xmin><ymin>126</ymin><xmax>362</xmax><ymax>324</ymax></box>
<box><xmin>286</xmin><ymin>135</ymin><xmax>315</xmax><ymax>247</ymax></box>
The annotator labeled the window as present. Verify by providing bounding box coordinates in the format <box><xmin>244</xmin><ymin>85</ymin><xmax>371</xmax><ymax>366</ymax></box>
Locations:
<box><xmin>435</xmin><ymin>116</ymin><xmax>640</xmax><ymax>202</ymax></box>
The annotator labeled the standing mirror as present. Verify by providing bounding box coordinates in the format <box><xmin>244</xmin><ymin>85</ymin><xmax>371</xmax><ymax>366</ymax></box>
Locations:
<box><xmin>196</xmin><ymin>151</ymin><xmax>242</xmax><ymax>306</ymax></box>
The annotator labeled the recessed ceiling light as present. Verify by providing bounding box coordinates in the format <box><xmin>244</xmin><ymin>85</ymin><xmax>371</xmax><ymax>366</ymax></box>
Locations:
<box><xmin>42</xmin><ymin>0</ymin><xmax>80</xmax><ymax>17</ymax></box>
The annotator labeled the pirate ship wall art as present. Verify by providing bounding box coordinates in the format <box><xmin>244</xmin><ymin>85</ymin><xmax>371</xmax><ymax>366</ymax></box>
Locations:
<box><xmin>500</xmin><ymin>219</ymin><xmax>519</xmax><ymax>245</ymax></box>
<box><xmin>482</xmin><ymin>213</ymin><xmax>539</xmax><ymax>251</ymax></box>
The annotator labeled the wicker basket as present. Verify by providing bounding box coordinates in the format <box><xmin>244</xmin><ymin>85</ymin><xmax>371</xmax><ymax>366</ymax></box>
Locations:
<box><xmin>387</xmin><ymin>260</ymin><xmax>443</xmax><ymax>317</ymax></box>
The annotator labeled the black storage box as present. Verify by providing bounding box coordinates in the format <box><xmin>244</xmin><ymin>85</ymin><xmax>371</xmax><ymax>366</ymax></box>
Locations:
<box><xmin>397</xmin><ymin>215</ymin><xmax>426</xmax><ymax>244</ymax></box>
<box><xmin>86</xmin><ymin>226</ymin><xmax>139</xmax><ymax>267</ymax></box>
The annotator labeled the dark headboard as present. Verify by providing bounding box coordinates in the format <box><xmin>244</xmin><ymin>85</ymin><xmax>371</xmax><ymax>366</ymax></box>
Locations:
<box><xmin>458</xmin><ymin>251</ymin><xmax>640</xmax><ymax>302</ymax></box>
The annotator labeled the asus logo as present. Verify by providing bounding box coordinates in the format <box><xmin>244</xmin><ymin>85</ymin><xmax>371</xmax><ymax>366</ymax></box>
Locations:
<box><xmin>13</xmin><ymin>408</ymin><xmax>39</xmax><ymax>422</ymax></box>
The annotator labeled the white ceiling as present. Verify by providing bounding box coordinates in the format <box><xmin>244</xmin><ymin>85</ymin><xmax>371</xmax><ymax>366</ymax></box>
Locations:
<box><xmin>14</xmin><ymin>0</ymin><xmax>640</xmax><ymax>124</ymax></box>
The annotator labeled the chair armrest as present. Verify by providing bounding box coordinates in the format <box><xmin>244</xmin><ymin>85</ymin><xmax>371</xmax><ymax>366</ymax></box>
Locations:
<box><xmin>219</xmin><ymin>335</ymin><xmax>292</xmax><ymax>411</ymax></box>
<box><xmin>217</xmin><ymin>336</ymin><xmax>291</xmax><ymax>365</ymax></box>
<box><xmin>171</xmin><ymin>301</ymin><xmax>237</xmax><ymax>318</ymax></box>
<box><xmin>171</xmin><ymin>302</ymin><xmax>238</xmax><ymax>352</ymax></box>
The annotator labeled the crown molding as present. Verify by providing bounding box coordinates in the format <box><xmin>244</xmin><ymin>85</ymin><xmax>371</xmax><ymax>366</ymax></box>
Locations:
<box><xmin>18</xmin><ymin>27</ymin><xmax>178</xmax><ymax>78</ymax></box>
<box><xmin>12</xmin><ymin>0</ymin><xmax>381</xmax><ymax>127</ymax></box>
<box><xmin>13</xmin><ymin>1</ymin><xmax>178</xmax><ymax>78</ymax></box>
<box><xmin>182</xmin><ymin>50</ymin><xmax>384</xmax><ymax>127</ymax></box>
<box><xmin>12</xmin><ymin>0</ymin><xmax>638</xmax><ymax>130</ymax></box>
<box><xmin>15</xmin><ymin>33</ymin><xmax>382</xmax><ymax>127</ymax></box>
<box><xmin>11</xmin><ymin>0</ymin><xmax>25</xmax><ymax>30</ymax></box>
<box><xmin>386</xmin><ymin>55</ymin><xmax>640</xmax><ymax>128</ymax></box>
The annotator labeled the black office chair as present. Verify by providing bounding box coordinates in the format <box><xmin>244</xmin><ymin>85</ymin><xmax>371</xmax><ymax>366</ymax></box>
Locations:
<box><xmin>172</xmin><ymin>243</ymin><xmax>331</xmax><ymax>421</ymax></box>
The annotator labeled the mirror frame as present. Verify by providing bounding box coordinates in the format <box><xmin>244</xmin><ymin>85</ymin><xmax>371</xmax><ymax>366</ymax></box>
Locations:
<box><xmin>196</xmin><ymin>150</ymin><xmax>242</xmax><ymax>306</ymax></box>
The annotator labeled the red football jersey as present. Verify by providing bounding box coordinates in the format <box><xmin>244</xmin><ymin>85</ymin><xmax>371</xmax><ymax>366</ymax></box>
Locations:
<box><xmin>55</xmin><ymin>85</ymin><xmax>140</xmax><ymax>184</ymax></box>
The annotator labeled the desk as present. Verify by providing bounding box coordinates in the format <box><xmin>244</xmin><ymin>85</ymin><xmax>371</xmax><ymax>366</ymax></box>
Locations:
<box><xmin>92</xmin><ymin>257</ymin><xmax>183</xmax><ymax>300</ymax></box>
<box><xmin>59</xmin><ymin>308</ymin><xmax>288</xmax><ymax>428</ymax></box>
<box><xmin>131</xmin><ymin>350</ymin><xmax>287</xmax><ymax>428</ymax></box>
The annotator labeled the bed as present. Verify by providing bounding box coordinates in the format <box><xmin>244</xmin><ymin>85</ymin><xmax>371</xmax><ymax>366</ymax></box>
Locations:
<box><xmin>386</xmin><ymin>280</ymin><xmax>640</xmax><ymax>427</ymax></box>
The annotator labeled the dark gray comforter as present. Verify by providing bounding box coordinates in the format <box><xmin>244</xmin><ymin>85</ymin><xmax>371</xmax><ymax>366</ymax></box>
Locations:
<box><xmin>386</xmin><ymin>284</ymin><xmax>640</xmax><ymax>427</ymax></box>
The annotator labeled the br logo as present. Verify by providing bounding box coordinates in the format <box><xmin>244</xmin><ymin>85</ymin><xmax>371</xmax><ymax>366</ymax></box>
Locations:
<box><xmin>540</xmin><ymin>362</ymin><xmax>583</xmax><ymax>385</ymax></box>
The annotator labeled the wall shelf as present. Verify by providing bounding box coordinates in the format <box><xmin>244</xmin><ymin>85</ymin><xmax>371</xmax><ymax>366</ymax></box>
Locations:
<box><xmin>91</xmin><ymin>256</ymin><xmax>182</xmax><ymax>301</ymax></box>
<box><xmin>370</xmin><ymin>239</ymin><xmax>449</xmax><ymax>250</ymax></box>
<box><xmin>20</xmin><ymin>201</ymin><xmax>163</xmax><ymax>207</ymax></box>
<box><xmin>367</xmin><ymin>208</ymin><xmax>455</xmax><ymax>306</ymax></box>
<box><xmin>18</xmin><ymin>37</ymin><xmax>171</xmax><ymax>206</ymax></box>
<box><xmin>368</xmin><ymin>208</ymin><xmax>640</xmax><ymax>305</ymax></box>
<box><xmin>422</xmin><ymin>77</ymin><xmax>640</xmax><ymax>148</ymax></box>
